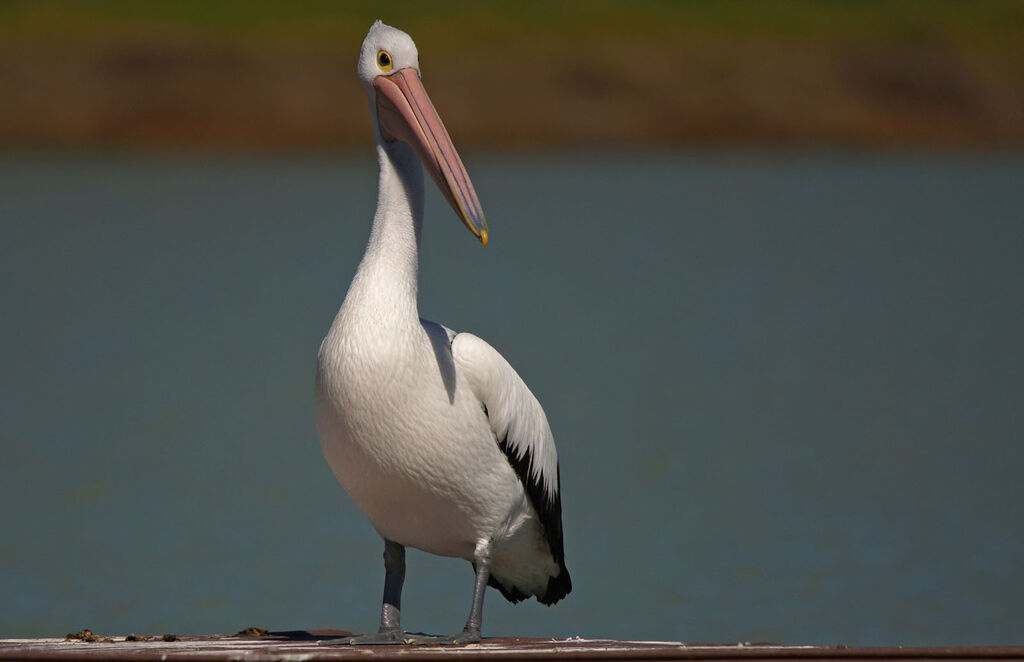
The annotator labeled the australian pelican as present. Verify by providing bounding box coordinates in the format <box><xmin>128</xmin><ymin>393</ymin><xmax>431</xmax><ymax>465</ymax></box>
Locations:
<box><xmin>314</xmin><ymin>21</ymin><xmax>571</xmax><ymax>645</ymax></box>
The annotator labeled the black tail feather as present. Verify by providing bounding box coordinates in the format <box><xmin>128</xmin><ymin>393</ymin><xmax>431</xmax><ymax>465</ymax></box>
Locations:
<box><xmin>481</xmin><ymin>562</ymin><xmax>572</xmax><ymax>606</ymax></box>
<box><xmin>539</xmin><ymin>561</ymin><xmax>572</xmax><ymax>606</ymax></box>
<box><xmin>495</xmin><ymin>436</ymin><xmax>572</xmax><ymax>605</ymax></box>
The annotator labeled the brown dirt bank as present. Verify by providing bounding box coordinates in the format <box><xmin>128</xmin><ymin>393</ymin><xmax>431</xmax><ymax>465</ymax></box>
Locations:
<box><xmin>2</xmin><ymin>2</ymin><xmax>1023</xmax><ymax>150</ymax></box>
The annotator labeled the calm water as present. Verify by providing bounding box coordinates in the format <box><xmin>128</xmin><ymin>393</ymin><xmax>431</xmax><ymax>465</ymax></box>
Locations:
<box><xmin>1</xmin><ymin>152</ymin><xmax>1022</xmax><ymax>645</ymax></box>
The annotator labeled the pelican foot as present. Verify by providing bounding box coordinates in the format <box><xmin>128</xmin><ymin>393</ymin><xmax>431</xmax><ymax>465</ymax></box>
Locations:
<box><xmin>320</xmin><ymin>629</ymin><xmax>479</xmax><ymax>646</ymax></box>
<box><xmin>432</xmin><ymin>628</ymin><xmax>482</xmax><ymax>646</ymax></box>
<box><xmin>320</xmin><ymin>629</ymin><xmax>405</xmax><ymax>645</ymax></box>
<box><xmin>320</xmin><ymin>628</ymin><xmax>481</xmax><ymax>646</ymax></box>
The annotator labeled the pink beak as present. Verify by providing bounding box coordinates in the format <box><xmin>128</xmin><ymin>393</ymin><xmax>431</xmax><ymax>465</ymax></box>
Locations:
<box><xmin>374</xmin><ymin>68</ymin><xmax>489</xmax><ymax>246</ymax></box>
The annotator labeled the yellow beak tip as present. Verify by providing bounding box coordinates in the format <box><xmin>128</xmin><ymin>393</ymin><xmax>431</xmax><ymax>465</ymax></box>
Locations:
<box><xmin>480</xmin><ymin>229</ymin><xmax>489</xmax><ymax>247</ymax></box>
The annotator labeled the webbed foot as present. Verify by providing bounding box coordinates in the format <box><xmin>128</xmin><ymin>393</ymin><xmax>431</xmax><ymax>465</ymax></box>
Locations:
<box><xmin>431</xmin><ymin>627</ymin><xmax>481</xmax><ymax>646</ymax></box>
<box><xmin>319</xmin><ymin>627</ymin><xmax>481</xmax><ymax>646</ymax></box>
<box><xmin>320</xmin><ymin>628</ymin><xmax>408</xmax><ymax>645</ymax></box>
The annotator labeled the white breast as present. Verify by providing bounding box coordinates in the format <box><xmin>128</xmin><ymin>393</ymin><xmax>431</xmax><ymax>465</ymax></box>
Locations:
<box><xmin>314</xmin><ymin>315</ymin><xmax>526</xmax><ymax>561</ymax></box>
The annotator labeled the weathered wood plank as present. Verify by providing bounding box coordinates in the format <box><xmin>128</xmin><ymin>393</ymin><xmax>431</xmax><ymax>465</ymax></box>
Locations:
<box><xmin>2</xmin><ymin>633</ymin><xmax>1023</xmax><ymax>662</ymax></box>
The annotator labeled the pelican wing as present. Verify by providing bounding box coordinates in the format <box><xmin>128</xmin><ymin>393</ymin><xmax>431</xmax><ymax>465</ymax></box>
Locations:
<box><xmin>451</xmin><ymin>333</ymin><xmax>566</xmax><ymax>568</ymax></box>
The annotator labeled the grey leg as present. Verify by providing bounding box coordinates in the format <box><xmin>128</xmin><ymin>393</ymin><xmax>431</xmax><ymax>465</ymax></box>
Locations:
<box><xmin>379</xmin><ymin>539</ymin><xmax>405</xmax><ymax>633</ymax></box>
<box><xmin>321</xmin><ymin>539</ymin><xmax>411</xmax><ymax>645</ymax></box>
<box><xmin>437</xmin><ymin>538</ymin><xmax>492</xmax><ymax>645</ymax></box>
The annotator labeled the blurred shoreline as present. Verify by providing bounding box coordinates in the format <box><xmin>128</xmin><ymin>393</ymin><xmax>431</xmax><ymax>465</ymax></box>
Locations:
<box><xmin>2</xmin><ymin>1</ymin><xmax>1023</xmax><ymax>150</ymax></box>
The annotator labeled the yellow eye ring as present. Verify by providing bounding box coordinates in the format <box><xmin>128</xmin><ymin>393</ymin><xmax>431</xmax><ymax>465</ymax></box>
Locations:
<box><xmin>377</xmin><ymin>50</ymin><xmax>393</xmax><ymax>72</ymax></box>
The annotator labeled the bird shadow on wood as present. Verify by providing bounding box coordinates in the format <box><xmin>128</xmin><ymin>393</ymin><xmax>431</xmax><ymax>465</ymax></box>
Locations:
<box><xmin>263</xmin><ymin>629</ymin><xmax>352</xmax><ymax>641</ymax></box>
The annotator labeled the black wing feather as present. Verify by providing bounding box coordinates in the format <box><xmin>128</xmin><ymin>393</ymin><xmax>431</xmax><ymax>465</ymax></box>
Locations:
<box><xmin>496</xmin><ymin>433</ymin><xmax>572</xmax><ymax>605</ymax></box>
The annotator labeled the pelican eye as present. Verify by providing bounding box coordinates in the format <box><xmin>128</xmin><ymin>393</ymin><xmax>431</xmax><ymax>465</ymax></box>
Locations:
<box><xmin>377</xmin><ymin>50</ymin><xmax>393</xmax><ymax>72</ymax></box>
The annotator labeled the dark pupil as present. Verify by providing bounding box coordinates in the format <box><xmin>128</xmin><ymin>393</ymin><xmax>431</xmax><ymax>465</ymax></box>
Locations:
<box><xmin>379</xmin><ymin>52</ymin><xmax>390</xmax><ymax>66</ymax></box>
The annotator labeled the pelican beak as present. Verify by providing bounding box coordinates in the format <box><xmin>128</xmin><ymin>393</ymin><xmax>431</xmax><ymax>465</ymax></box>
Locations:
<box><xmin>374</xmin><ymin>68</ymin><xmax>488</xmax><ymax>246</ymax></box>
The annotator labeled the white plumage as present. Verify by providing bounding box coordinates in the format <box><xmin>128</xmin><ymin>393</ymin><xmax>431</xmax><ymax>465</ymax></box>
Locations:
<box><xmin>313</xmin><ymin>21</ymin><xmax>570</xmax><ymax>645</ymax></box>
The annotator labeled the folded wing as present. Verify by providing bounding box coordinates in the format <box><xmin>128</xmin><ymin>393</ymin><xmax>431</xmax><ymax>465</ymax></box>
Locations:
<box><xmin>452</xmin><ymin>332</ymin><xmax>570</xmax><ymax>605</ymax></box>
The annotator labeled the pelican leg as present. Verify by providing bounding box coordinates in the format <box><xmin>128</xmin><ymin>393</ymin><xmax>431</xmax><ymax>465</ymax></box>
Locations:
<box><xmin>434</xmin><ymin>538</ymin><xmax>492</xmax><ymax>645</ymax></box>
<box><xmin>322</xmin><ymin>539</ymin><xmax>414</xmax><ymax>645</ymax></box>
<box><xmin>379</xmin><ymin>539</ymin><xmax>405</xmax><ymax>633</ymax></box>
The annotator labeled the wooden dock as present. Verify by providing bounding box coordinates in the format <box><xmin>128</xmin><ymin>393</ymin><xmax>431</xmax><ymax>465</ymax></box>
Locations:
<box><xmin>2</xmin><ymin>632</ymin><xmax>1023</xmax><ymax>662</ymax></box>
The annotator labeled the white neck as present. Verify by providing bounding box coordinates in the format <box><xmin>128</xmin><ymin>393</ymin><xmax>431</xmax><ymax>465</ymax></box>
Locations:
<box><xmin>342</xmin><ymin>138</ymin><xmax>424</xmax><ymax>327</ymax></box>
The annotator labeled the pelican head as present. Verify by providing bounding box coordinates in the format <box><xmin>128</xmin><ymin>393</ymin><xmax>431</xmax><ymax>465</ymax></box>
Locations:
<box><xmin>358</xmin><ymin>21</ymin><xmax>488</xmax><ymax>246</ymax></box>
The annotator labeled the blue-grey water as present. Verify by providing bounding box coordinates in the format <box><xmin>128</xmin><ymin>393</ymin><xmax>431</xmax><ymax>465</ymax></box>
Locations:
<box><xmin>1</xmin><ymin>152</ymin><xmax>1022</xmax><ymax>645</ymax></box>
